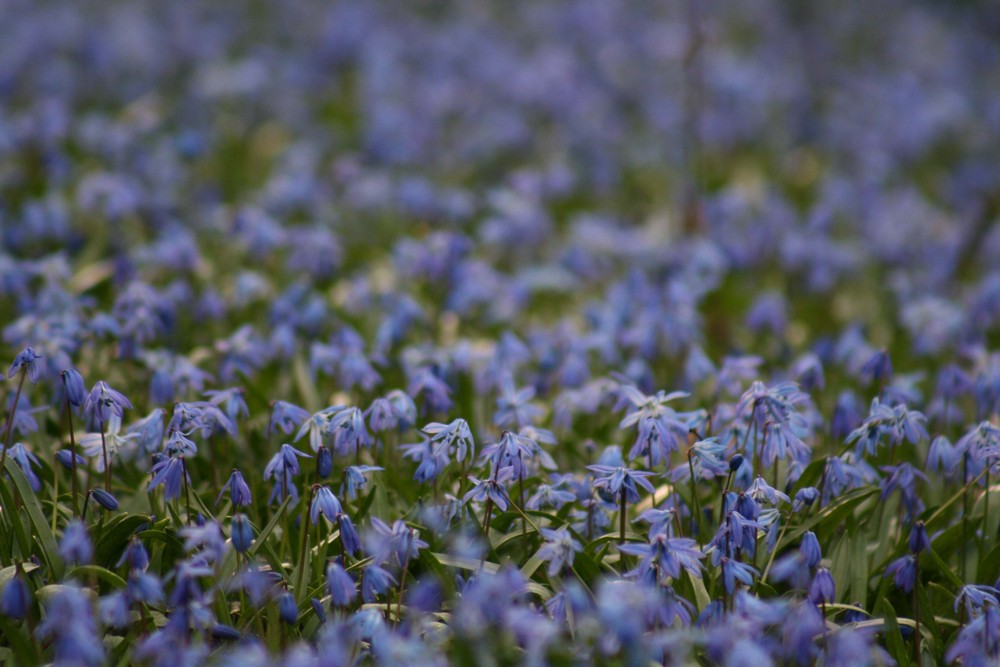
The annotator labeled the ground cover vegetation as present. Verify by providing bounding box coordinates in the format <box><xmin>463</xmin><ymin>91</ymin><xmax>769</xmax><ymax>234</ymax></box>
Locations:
<box><xmin>2</xmin><ymin>1</ymin><xmax>1000</xmax><ymax>665</ymax></box>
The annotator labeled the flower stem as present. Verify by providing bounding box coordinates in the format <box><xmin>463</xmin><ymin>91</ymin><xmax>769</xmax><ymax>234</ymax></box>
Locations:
<box><xmin>619</xmin><ymin>489</ymin><xmax>627</xmax><ymax>544</ymax></box>
<box><xmin>64</xmin><ymin>392</ymin><xmax>80</xmax><ymax>515</ymax></box>
<box><xmin>0</xmin><ymin>368</ymin><xmax>27</xmax><ymax>475</ymax></box>
<box><xmin>100</xmin><ymin>421</ymin><xmax>111</xmax><ymax>493</ymax></box>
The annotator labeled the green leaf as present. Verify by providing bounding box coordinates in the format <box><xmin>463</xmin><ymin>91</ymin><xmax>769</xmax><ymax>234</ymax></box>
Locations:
<box><xmin>4</xmin><ymin>457</ymin><xmax>63</xmax><ymax>579</ymax></box>
<box><xmin>688</xmin><ymin>570</ymin><xmax>711</xmax><ymax>612</ymax></box>
<box><xmin>67</xmin><ymin>564</ymin><xmax>127</xmax><ymax>589</ymax></box>
<box><xmin>94</xmin><ymin>514</ymin><xmax>151</xmax><ymax>568</ymax></box>
<box><xmin>878</xmin><ymin>598</ymin><xmax>911</xmax><ymax>667</ymax></box>
<box><xmin>0</xmin><ymin>562</ymin><xmax>38</xmax><ymax>589</ymax></box>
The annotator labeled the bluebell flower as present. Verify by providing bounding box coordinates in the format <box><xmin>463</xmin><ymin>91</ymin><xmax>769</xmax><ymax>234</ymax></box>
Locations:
<box><xmin>831</xmin><ymin>391</ymin><xmax>862</xmax><ymax>441</ymax></box>
<box><xmin>885</xmin><ymin>555</ymin><xmax>918</xmax><ymax>593</ymax></box>
<box><xmin>407</xmin><ymin>367</ymin><xmax>453</xmax><ymax>414</ymax></box>
<box><xmin>264</xmin><ymin>443</ymin><xmax>311</xmax><ymax>504</ymax></box>
<box><xmin>310</xmin><ymin>486</ymin><xmax>343</xmax><ymax>525</ymax></box>
<box><xmin>311</xmin><ymin>597</ymin><xmax>327</xmax><ymax>624</ymax></box>
<box><xmin>148</xmin><ymin>456</ymin><xmax>186</xmax><ymax>501</ymax></box>
<box><xmin>809</xmin><ymin>567</ymin><xmax>836</xmax><ymax>605</ymax></box>
<box><xmin>525</xmin><ymin>478</ymin><xmax>577</xmax><ymax>510</ymax></box>
<box><xmin>361</xmin><ymin>564</ymin><xmax>397</xmax><ymax>603</ymax></box>
<box><xmin>127</xmin><ymin>409</ymin><xmax>165</xmax><ymax>455</ymax></box>
<box><xmin>179</xmin><ymin>520</ymin><xmax>227</xmax><ymax>564</ymax></box>
<box><xmin>620</xmin><ymin>534</ymin><xmax>703</xmax><ymax>580</ymax></box>
<box><xmin>860</xmin><ymin>348</ymin><xmax>893</xmax><ymax>384</ymax></box>
<box><xmin>91</xmin><ymin>487</ymin><xmax>119</xmax><ymax>511</ymax></box>
<box><xmin>204</xmin><ymin>387</ymin><xmax>249</xmax><ymax>425</ymax></box>
<box><xmin>801</xmin><ymin>531</ymin><xmax>822</xmax><ymax>569</ymax></box>
<box><xmin>59</xmin><ymin>520</ymin><xmax>93</xmax><ymax>565</ymax></box>
<box><xmin>118</xmin><ymin>539</ymin><xmax>150</xmax><ymax>572</ymax></box>
<box><xmin>127</xmin><ymin>571</ymin><xmax>163</xmax><ymax>605</ymax></box>
<box><xmin>341</xmin><ymin>465</ymin><xmax>382</xmax><ymax>500</ymax></box>
<box><xmin>0</xmin><ymin>571</ymin><xmax>30</xmax><ymax>619</ymax></box>
<box><xmin>771</xmin><ymin>551</ymin><xmax>812</xmax><ymax>590</ymax></box>
<box><xmin>537</xmin><ymin>528</ymin><xmax>582</xmax><ymax>576</ymax></box>
<box><xmin>954</xmin><ymin>584</ymin><xmax>1000</xmax><ymax>618</ymax></box>
<box><xmin>747</xmin><ymin>476</ymin><xmax>791</xmax><ymax>506</ymax></box>
<box><xmin>268</xmin><ymin>401</ymin><xmax>310</xmax><ymax>437</ymax></box>
<box><xmin>338</xmin><ymin>514</ymin><xmax>362</xmax><ymax>556</ymax></box>
<box><xmin>791</xmin><ymin>487</ymin><xmax>819</xmax><ymax>513</ymax></box>
<box><xmin>83</xmin><ymin>380</ymin><xmax>132</xmax><ymax>425</ymax></box>
<box><xmin>365</xmin><ymin>517</ymin><xmax>429</xmax><ymax>567</ymax></box>
<box><xmin>61</xmin><ymin>368</ymin><xmax>87</xmax><ymax>406</ymax></box>
<box><xmin>463</xmin><ymin>465</ymin><xmax>514</xmax><ymax>511</ymax></box>
<box><xmin>219</xmin><ymin>468</ymin><xmax>252</xmax><ymax>508</ymax></box>
<box><xmin>55</xmin><ymin>448</ymin><xmax>87</xmax><ymax>470</ymax></box>
<box><xmin>908</xmin><ymin>520</ymin><xmax>930</xmax><ymax>554</ymax></box>
<box><xmin>880</xmin><ymin>463</ymin><xmax>927</xmax><ymax>519</ymax></box>
<box><xmin>326</xmin><ymin>560</ymin><xmax>357</xmax><ymax>608</ymax></box>
<box><xmin>719</xmin><ymin>557</ymin><xmax>757</xmax><ymax>594</ymax></box>
<box><xmin>99</xmin><ymin>591</ymin><xmax>130</xmax><ymax>630</ymax></box>
<box><xmin>2</xmin><ymin>443</ymin><xmax>41</xmax><ymax>491</ymax></box>
<box><xmin>308</xmin><ymin>446</ymin><xmax>329</xmax><ymax>481</ymax></box>
<box><xmin>493</xmin><ymin>378</ymin><xmax>544</xmax><ymax>428</ymax></box>
<box><xmin>278</xmin><ymin>592</ymin><xmax>298</xmax><ymax>625</ymax></box>
<box><xmin>422</xmin><ymin>418</ymin><xmax>475</xmax><ymax>462</ymax></box>
<box><xmin>587</xmin><ymin>464</ymin><xmax>657</xmax><ymax>504</ymax></box>
<box><xmin>231</xmin><ymin>514</ymin><xmax>254</xmax><ymax>553</ymax></box>
<box><xmin>36</xmin><ymin>582</ymin><xmax>104</xmax><ymax>666</ymax></box>
<box><xmin>8</xmin><ymin>347</ymin><xmax>42</xmax><ymax>383</ymax></box>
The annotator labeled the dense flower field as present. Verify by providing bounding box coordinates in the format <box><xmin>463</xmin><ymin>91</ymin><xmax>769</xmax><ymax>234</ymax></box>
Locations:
<box><xmin>2</xmin><ymin>1</ymin><xmax>1000</xmax><ymax>665</ymax></box>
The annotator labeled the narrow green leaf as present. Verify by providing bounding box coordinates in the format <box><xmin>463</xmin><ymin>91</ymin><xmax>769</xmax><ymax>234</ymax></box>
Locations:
<box><xmin>4</xmin><ymin>458</ymin><xmax>62</xmax><ymax>579</ymax></box>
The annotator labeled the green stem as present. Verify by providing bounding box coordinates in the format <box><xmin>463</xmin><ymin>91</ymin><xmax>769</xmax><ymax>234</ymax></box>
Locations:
<box><xmin>1</xmin><ymin>369</ymin><xmax>27</xmax><ymax>475</ymax></box>
<box><xmin>64</xmin><ymin>394</ymin><xmax>80</xmax><ymax>515</ymax></box>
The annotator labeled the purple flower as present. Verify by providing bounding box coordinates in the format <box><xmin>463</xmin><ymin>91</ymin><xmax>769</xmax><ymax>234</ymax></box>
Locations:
<box><xmin>310</xmin><ymin>486</ymin><xmax>343</xmax><ymax>525</ymax></box>
<box><xmin>268</xmin><ymin>401</ymin><xmax>310</xmax><ymax>437</ymax></box>
<box><xmin>230</xmin><ymin>514</ymin><xmax>254</xmax><ymax>553</ymax></box>
<box><xmin>587</xmin><ymin>464</ymin><xmax>657</xmax><ymax>504</ymax></box>
<box><xmin>885</xmin><ymin>555</ymin><xmax>918</xmax><ymax>593</ymax></box>
<box><xmin>0</xmin><ymin>571</ymin><xmax>30</xmax><ymax>619</ymax></box>
<box><xmin>59</xmin><ymin>520</ymin><xmax>93</xmax><ymax>566</ymax></box>
<box><xmin>83</xmin><ymin>381</ymin><xmax>132</xmax><ymax>425</ymax></box>
<box><xmin>61</xmin><ymin>368</ymin><xmax>87</xmax><ymax>406</ymax></box>
<box><xmin>219</xmin><ymin>469</ymin><xmax>252</xmax><ymax>508</ymax></box>
<box><xmin>537</xmin><ymin>528</ymin><xmax>582</xmax><ymax>577</ymax></box>
<box><xmin>809</xmin><ymin>567</ymin><xmax>836</xmax><ymax>605</ymax></box>
<box><xmin>361</xmin><ymin>564</ymin><xmax>397</xmax><ymax>603</ymax></box>
<box><xmin>326</xmin><ymin>560</ymin><xmax>357</xmax><ymax>608</ymax></box>
<box><xmin>463</xmin><ymin>466</ymin><xmax>515</xmax><ymax>511</ymax></box>
<box><xmin>8</xmin><ymin>347</ymin><xmax>42</xmax><ymax>383</ymax></box>
<box><xmin>148</xmin><ymin>457</ymin><xmax>186</xmax><ymax>502</ymax></box>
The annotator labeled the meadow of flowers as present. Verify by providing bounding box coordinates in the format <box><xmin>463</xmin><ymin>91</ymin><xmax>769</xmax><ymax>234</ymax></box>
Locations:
<box><xmin>2</xmin><ymin>1</ymin><xmax>1000</xmax><ymax>665</ymax></box>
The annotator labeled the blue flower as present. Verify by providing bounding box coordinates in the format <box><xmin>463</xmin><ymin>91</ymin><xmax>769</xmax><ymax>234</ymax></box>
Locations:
<box><xmin>268</xmin><ymin>401</ymin><xmax>310</xmax><ymax>437</ymax></box>
<box><xmin>83</xmin><ymin>381</ymin><xmax>132</xmax><ymax>425</ymax></box>
<box><xmin>219</xmin><ymin>469</ymin><xmax>252</xmax><ymax>508</ymax></box>
<box><xmin>61</xmin><ymin>368</ymin><xmax>87</xmax><ymax>406</ymax></box>
<box><xmin>148</xmin><ymin>457</ymin><xmax>186</xmax><ymax>502</ymax></box>
<box><xmin>361</xmin><ymin>564</ymin><xmax>397</xmax><ymax>603</ymax></box>
<box><xmin>341</xmin><ymin>465</ymin><xmax>382</xmax><ymax>500</ymax></box>
<box><xmin>8</xmin><ymin>347</ymin><xmax>42</xmax><ymax>383</ymax></box>
<box><xmin>310</xmin><ymin>486</ymin><xmax>343</xmax><ymax>525</ymax></box>
<box><xmin>809</xmin><ymin>567</ymin><xmax>836</xmax><ymax>605</ymax></box>
<box><xmin>326</xmin><ymin>560</ymin><xmax>357</xmax><ymax>608</ymax></box>
<box><xmin>588</xmin><ymin>464</ymin><xmax>657</xmax><ymax>504</ymax></box>
<box><xmin>463</xmin><ymin>466</ymin><xmax>514</xmax><ymax>511</ymax></box>
<box><xmin>59</xmin><ymin>520</ymin><xmax>93</xmax><ymax>566</ymax></box>
<box><xmin>719</xmin><ymin>557</ymin><xmax>757</xmax><ymax>594</ymax></box>
<box><xmin>230</xmin><ymin>514</ymin><xmax>254</xmax><ymax>553</ymax></box>
<box><xmin>537</xmin><ymin>528</ymin><xmax>582</xmax><ymax>577</ymax></box>
<box><xmin>885</xmin><ymin>555</ymin><xmax>918</xmax><ymax>593</ymax></box>
<box><xmin>0</xmin><ymin>571</ymin><xmax>30</xmax><ymax>619</ymax></box>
